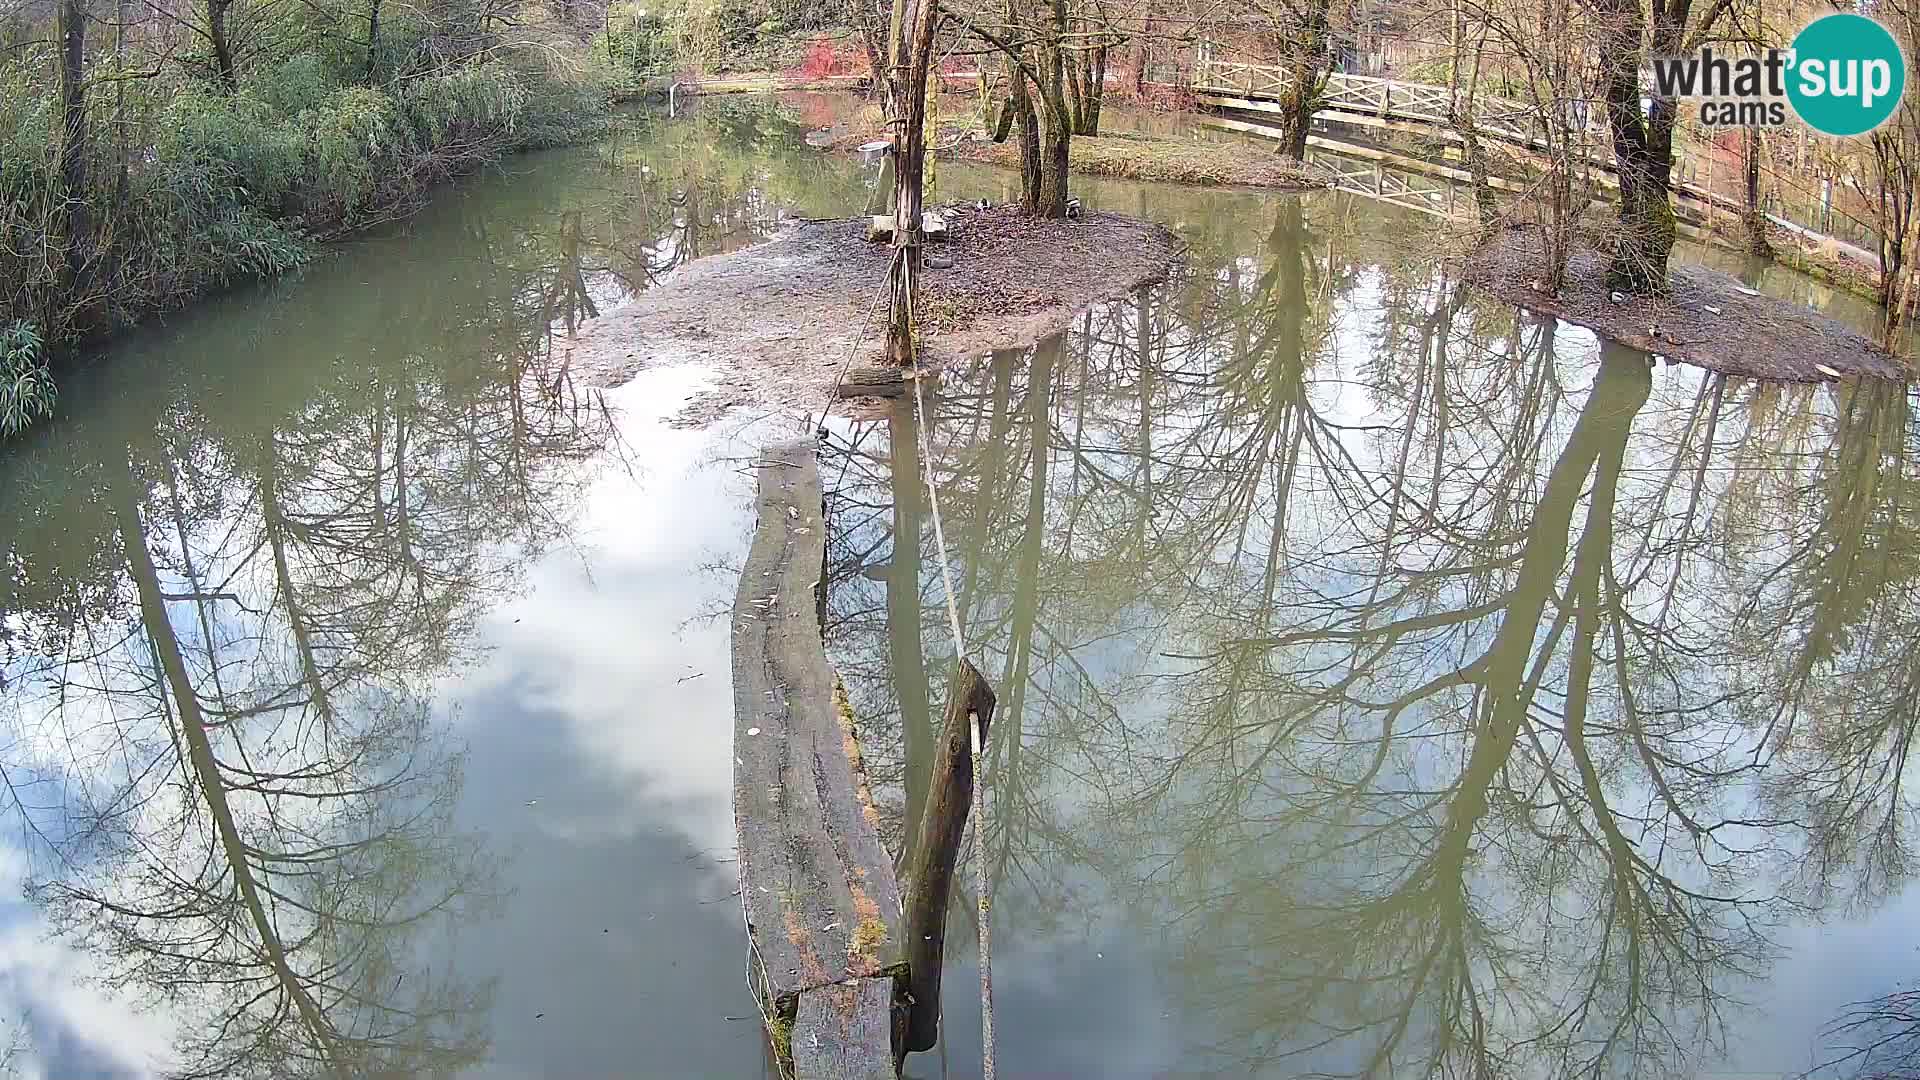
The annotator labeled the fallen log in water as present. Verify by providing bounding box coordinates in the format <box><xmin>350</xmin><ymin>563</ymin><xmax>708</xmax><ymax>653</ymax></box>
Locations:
<box><xmin>901</xmin><ymin>659</ymin><xmax>996</xmax><ymax>1053</ymax></box>
<box><xmin>732</xmin><ymin>441</ymin><xmax>904</xmax><ymax>1078</ymax></box>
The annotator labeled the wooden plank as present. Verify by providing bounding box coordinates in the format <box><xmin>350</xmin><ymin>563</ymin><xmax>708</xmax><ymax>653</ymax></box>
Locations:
<box><xmin>792</xmin><ymin>978</ymin><xmax>897</xmax><ymax>1080</ymax></box>
<box><xmin>733</xmin><ymin>442</ymin><xmax>906</xmax><ymax>1021</ymax></box>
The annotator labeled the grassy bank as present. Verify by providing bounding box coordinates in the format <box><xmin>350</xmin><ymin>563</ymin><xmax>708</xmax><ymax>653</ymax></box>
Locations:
<box><xmin>941</xmin><ymin>128</ymin><xmax>1328</xmax><ymax>189</ymax></box>
<box><xmin>0</xmin><ymin>5</ymin><xmax>620</xmax><ymax>437</ymax></box>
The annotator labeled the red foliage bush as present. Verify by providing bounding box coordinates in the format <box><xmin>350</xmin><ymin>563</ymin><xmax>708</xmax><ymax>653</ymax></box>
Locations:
<box><xmin>797</xmin><ymin>38</ymin><xmax>839</xmax><ymax>79</ymax></box>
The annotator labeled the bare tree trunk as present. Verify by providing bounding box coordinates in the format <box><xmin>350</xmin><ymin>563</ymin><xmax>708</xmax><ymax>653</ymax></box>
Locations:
<box><xmin>1083</xmin><ymin>42</ymin><xmax>1106</xmax><ymax>133</ymax></box>
<box><xmin>1282</xmin><ymin>2</ymin><xmax>1328</xmax><ymax>157</ymax></box>
<box><xmin>883</xmin><ymin>0</ymin><xmax>940</xmax><ymax>364</ymax></box>
<box><xmin>54</xmin><ymin>0</ymin><xmax>91</xmax><ymax>328</ymax></box>
<box><xmin>987</xmin><ymin>67</ymin><xmax>1014</xmax><ymax>141</ymax></box>
<box><xmin>1062</xmin><ymin>31</ymin><xmax>1106</xmax><ymax>135</ymax></box>
<box><xmin>1872</xmin><ymin>129</ymin><xmax>1914</xmax><ymax>313</ymax></box>
<box><xmin>1275</xmin><ymin>0</ymin><xmax>1331</xmax><ymax>159</ymax></box>
<box><xmin>1882</xmin><ymin>170</ymin><xmax>1920</xmax><ymax>341</ymax></box>
<box><xmin>366</xmin><ymin>0</ymin><xmax>383</xmax><ymax>82</ymax></box>
<box><xmin>1743</xmin><ymin>127</ymin><xmax>1773</xmax><ymax>256</ymax></box>
<box><xmin>1026</xmin><ymin>0</ymin><xmax>1071</xmax><ymax>217</ymax></box>
<box><xmin>1011</xmin><ymin>67</ymin><xmax>1041</xmax><ymax>207</ymax></box>
<box><xmin>109</xmin><ymin>0</ymin><xmax>129</xmax><ymax>285</ymax></box>
<box><xmin>1447</xmin><ymin>0</ymin><xmax>1498</xmax><ymax>234</ymax></box>
<box><xmin>1035</xmin><ymin>105</ymin><xmax>1069</xmax><ymax>215</ymax></box>
<box><xmin>208</xmin><ymin>0</ymin><xmax>237</xmax><ymax>89</ymax></box>
<box><xmin>1063</xmin><ymin>36</ymin><xmax>1085</xmax><ymax>131</ymax></box>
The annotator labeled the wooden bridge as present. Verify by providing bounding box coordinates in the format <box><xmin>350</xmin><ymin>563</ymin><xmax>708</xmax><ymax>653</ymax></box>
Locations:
<box><xmin>1200</xmin><ymin>109</ymin><xmax>1721</xmax><ymax>242</ymax></box>
<box><xmin>1194</xmin><ymin>49</ymin><xmax>1560</xmax><ymax>150</ymax></box>
<box><xmin>1199</xmin><ymin>111</ymin><xmax>1529</xmax><ymax>222</ymax></box>
<box><xmin>1192</xmin><ymin>51</ymin><xmax>1883</xmax><ymax>268</ymax></box>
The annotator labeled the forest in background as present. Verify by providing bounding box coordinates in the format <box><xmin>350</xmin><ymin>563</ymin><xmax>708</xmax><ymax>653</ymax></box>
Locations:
<box><xmin>0</xmin><ymin>0</ymin><xmax>631</xmax><ymax>435</ymax></box>
<box><xmin>10</xmin><ymin>0</ymin><xmax>1920</xmax><ymax>438</ymax></box>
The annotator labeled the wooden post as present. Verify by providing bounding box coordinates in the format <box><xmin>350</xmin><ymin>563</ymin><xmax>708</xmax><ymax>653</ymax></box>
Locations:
<box><xmin>1703</xmin><ymin>130</ymin><xmax>1720</xmax><ymax>233</ymax></box>
<box><xmin>924</xmin><ymin>60</ymin><xmax>938</xmax><ymax>208</ymax></box>
<box><xmin>900</xmin><ymin>658</ymin><xmax>996</xmax><ymax>1054</ymax></box>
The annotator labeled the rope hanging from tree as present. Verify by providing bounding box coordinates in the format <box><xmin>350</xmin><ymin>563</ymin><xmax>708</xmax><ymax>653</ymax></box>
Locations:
<box><xmin>911</xmin><ymin>360</ymin><xmax>996</xmax><ymax>1080</ymax></box>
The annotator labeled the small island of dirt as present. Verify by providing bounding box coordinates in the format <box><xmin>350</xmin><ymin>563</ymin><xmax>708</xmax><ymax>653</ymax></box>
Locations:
<box><xmin>1460</xmin><ymin>226</ymin><xmax>1909</xmax><ymax>383</ymax></box>
<box><xmin>564</xmin><ymin>205</ymin><xmax>1183</xmax><ymax>419</ymax></box>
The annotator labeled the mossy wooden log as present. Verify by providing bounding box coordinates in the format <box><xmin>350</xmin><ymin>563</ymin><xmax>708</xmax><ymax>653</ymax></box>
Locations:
<box><xmin>835</xmin><ymin>367</ymin><xmax>910</xmax><ymax>398</ymax></box>
<box><xmin>732</xmin><ymin>441</ymin><xmax>905</xmax><ymax>1076</ymax></box>
<box><xmin>900</xmin><ymin>658</ymin><xmax>996</xmax><ymax>1053</ymax></box>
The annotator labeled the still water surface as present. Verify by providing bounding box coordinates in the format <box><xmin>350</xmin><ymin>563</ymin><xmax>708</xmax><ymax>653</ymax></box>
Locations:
<box><xmin>1</xmin><ymin>95</ymin><xmax>1915</xmax><ymax>1079</ymax></box>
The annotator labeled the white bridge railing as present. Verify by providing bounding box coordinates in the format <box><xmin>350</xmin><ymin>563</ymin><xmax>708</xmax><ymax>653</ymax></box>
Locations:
<box><xmin>1191</xmin><ymin>48</ymin><xmax>1605</xmax><ymax>152</ymax></box>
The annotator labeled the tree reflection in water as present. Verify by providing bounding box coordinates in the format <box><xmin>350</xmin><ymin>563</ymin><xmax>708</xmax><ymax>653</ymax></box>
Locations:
<box><xmin>0</xmin><ymin>194</ymin><xmax>619</xmax><ymax>1076</ymax></box>
<box><xmin>824</xmin><ymin>191</ymin><xmax>1920</xmax><ymax>1079</ymax></box>
<box><xmin>0</xmin><ymin>96</ymin><xmax>1909</xmax><ymax>1078</ymax></box>
<box><xmin>0</xmin><ymin>92</ymin><xmax>964</xmax><ymax>1077</ymax></box>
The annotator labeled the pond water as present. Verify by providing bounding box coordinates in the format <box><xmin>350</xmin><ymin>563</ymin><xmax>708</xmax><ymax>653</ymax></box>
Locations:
<box><xmin>1</xmin><ymin>94</ymin><xmax>1915</xmax><ymax>1079</ymax></box>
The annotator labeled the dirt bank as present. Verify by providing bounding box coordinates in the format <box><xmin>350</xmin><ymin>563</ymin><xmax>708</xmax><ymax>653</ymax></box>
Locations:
<box><xmin>814</xmin><ymin>107</ymin><xmax>1329</xmax><ymax>190</ymax></box>
<box><xmin>1460</xmin><ymin>227</ymin><xmax>1909</xmax><ymax>382</ymax></box>
<box><xmin>624</xmin><ymin>72</ymin><xmax>870</xmax><ymax>100</ymax></box>
<box><xmin>563</xmin><ymin>205</ymin><xmax>1183</xmax><ymax>419</ymax></box>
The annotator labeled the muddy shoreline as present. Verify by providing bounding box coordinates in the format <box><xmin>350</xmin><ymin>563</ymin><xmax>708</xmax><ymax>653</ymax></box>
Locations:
<box><xmin>563</xmin><ymin>206</ymin><xmax>1185</xmax><ymax>420</ymax></box>
<box><xmin>1459</xmin><ymin>226</ymin><xmax>1909</xmax><ymax>382</ymax></box>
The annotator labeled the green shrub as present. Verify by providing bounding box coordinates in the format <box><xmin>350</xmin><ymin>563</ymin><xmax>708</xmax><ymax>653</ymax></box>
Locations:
<box><xmin>399</xmin><ymin>65</ymin><xmax>530</xmax><ymax>148</ymax></box>
<box><xmin>0</xmin><ymin>71</ymin><xmax>54</xmax><ymax>205</ymax></box>
<box><xmin>0</xmin><ymin>31</ymin><xmax>613</xmax><ymax>440</ymax></box>
<box><xmin>304</xmin><ymin>86</ymin><xmax>406</xmax><ymax>218</ymax></box>
<box><xmin>246</xmin><ymin>53</ymin><xmax>336</xmax><ymax>116</ymax></box>
<box><xmin>156</xmin><ymin>89</ymin><xmax>306</xmax><ymax>211</ymax></box>
<box><xmin>603</xmin><ymin>3</ymin><xmax>677</xmax><ymax>77</ymax></box>
<box><xmin>200</xmin><ymin>208</ymin><xmax>313</xmax><ymax>279</ymax></box>
<box><xmin>0</xmin><ymin>321</ymin><xmax>55</xmax><ymax>438</ymax></box>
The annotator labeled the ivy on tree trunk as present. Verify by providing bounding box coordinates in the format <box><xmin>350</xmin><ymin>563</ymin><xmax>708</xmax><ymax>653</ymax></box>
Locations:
<box><xmin>1275</xmin><ymin>0</ymin><xmax>1331</xmax><ymax>160</ymax></box>
<box><xmin>1594</xmin><ymin>0</ymin><xmax>1705</xmax><ymax>294</ymax></box>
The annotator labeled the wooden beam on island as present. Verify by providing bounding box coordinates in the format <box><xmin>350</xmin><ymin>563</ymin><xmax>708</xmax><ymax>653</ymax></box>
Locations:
<box><xmin>835</xmin><ymin>367</ymin><xmax>912</xmax><ymax>399</ymax></box>
<box><xmin>732</xmin><ymin>441</ymin><xmax>905</xmax><ymax>1078</ymax></box>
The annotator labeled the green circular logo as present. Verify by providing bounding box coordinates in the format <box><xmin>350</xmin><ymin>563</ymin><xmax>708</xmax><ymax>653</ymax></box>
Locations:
<box><xmin>1787</xmin><ymin>13</ymin><xmax>1906</xmax><ymax>136</ymax></box>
